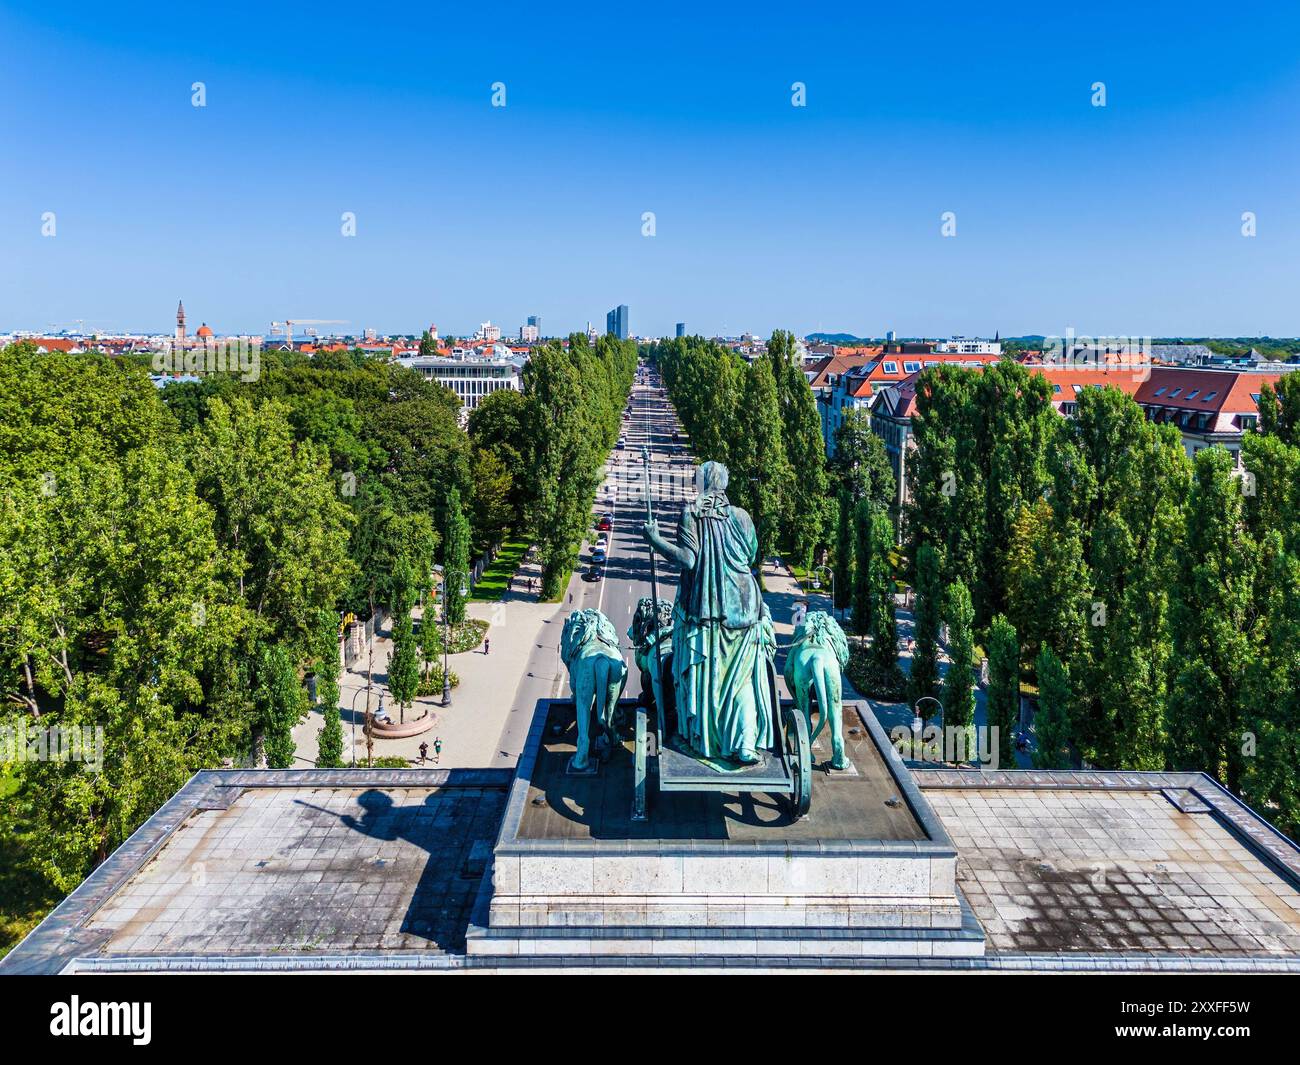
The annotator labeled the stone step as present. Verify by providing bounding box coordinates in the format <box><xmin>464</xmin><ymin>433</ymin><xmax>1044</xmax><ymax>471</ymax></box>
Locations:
<box><xmin>466</xmin><ymin>901</ymin><xmax>986</xmax><ymax>960</ymax></box>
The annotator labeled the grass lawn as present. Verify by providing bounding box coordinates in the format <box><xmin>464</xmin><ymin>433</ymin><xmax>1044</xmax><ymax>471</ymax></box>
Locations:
<box><xmin>470</xmin><ymin>539</ymin><xmax>530</xmax><ymax>601</ymax></box>
<box><xmin>415</xmin><ymin>617</ymin><xmax>488</xmax><ymax>655</ymax></box>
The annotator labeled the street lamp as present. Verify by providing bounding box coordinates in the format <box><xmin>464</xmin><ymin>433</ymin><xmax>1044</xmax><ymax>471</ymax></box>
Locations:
<box><xmin>442</xmin><ymin>578</ymin><xmax>466</xmax><ymax>708</ymax></box>
<box><xmin>431</xmin><ymin>564</ymin><xmax>451</xmax><ymax>708</ymax></box>
<box><xmin>809</xmin><ymin>563</ymin><xmax>836</xmax><ymax>618</ymax></box>
<box><xmin>442</xmin><ymin>602</ymin><xmax>451</xmax><ymax>708</ymax></box>
<box><xmin>348</xmin><ymin>688</ymin><xmax>369</xmax><ymax>767</ymax></box>
<box><xmin>913</xmin><ymin>695</ymin><xmax>943</xmax><ymax>762</ymax></box>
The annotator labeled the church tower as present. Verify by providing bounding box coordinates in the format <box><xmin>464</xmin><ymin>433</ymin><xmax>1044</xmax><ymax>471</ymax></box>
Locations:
<box><xmin>175</xmin><ymin>300</ymin><xmax>187</xmax><ymax>348</ymax></box>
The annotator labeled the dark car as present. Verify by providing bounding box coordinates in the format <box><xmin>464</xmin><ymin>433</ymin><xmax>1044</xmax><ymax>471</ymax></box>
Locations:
<box><xmin>584</xmin><ymin>565</ymin><xmax>603</xmax><ymax>582</ymax></box>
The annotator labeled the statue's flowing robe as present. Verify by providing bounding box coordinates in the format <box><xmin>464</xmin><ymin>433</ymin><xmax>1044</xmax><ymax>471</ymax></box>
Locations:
<box><xmin>670</xmin><ymin>492</ymin><xmax>774</xmax><ymax>760</ymax></box>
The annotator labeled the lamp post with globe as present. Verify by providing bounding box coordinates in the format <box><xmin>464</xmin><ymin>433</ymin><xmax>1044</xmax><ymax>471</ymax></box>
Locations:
<box><xmin>808</xmin><ymin>563</ymin><xmax>836</xmax><ymax>619</ymax></box>
<box><xmin>442</xmin><ymin>576</ymin><xmax>467</xmax><ymax>708</ymax></box>
<box><xmin>913</xmin><ymin>695</ymin><xmax>943</xmax><ymax>762</ymax></box>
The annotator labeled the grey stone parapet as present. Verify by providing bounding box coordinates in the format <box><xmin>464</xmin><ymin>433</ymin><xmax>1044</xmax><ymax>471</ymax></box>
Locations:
<box><xmin>0</xmin><ymin>766</ymin><xmax>512</xmax><ymax>975</ymax></box>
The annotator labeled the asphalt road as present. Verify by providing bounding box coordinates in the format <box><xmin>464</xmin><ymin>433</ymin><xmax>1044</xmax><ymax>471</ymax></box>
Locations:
<box><xmin>490</xmin><ymin>364</ymin><xmax>695</xmax><ymax>762</ymax></box>
<box><xmin>574</xmin><ymin>366</ymin><xmax>694</xmax><ymax>700</ymax></box>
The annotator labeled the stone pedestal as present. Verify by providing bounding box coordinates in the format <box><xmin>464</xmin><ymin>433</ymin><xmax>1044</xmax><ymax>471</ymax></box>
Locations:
<box><xmin>466</xmin><ymin>700</ymin><xmax>985</xmax><ymax>962</ymax></box>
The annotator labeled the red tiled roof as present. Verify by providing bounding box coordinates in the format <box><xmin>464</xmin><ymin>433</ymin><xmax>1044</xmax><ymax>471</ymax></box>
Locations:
<box><xmin>1028</xmin><ymin>366</ymin><xmax>1146</xmax><ymax>401</ymax></box>
<box><xmin>876</xmin><ymin>364</ymin><xmax>1281</xmax><ymax>427</ymax></box>
<box><xmin>839</xmin><ymin>352</ymin><xmax>1002</xmax><ymax>401</ymax></box>
<box><xmin>1135</xmin><ymin>369</ymin><xmax>1279</xmax><ymax>414</ymax></box>
<box><xmin>806</xmin><ymin>353</ymin><xmax>878</xmax><ymax>390</ymax></box>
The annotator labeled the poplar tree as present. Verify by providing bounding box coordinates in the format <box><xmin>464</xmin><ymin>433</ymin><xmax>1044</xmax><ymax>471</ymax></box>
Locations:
<box><xmin>832</xmin><ymin>489</ymin><xmax>853</xmax><ymax>614</ymax></box>
<box><xmin>313</xmin><ymin>610</ymin><xmax>345</xmax><ymax>768</ymax></box>
<box><xmin>769</xmin><ymin>330</ymin><xmax>830</xmax><ymax>565</ymax></box>
<box><xmin>1241</xmin><ymin>532</ymin><xmax>1300</xmax><ymax>836</ymax></box>
<box><xmin>986</xmin><ymin>615</ymin><xmax>1020</xmax><ymax>769</ymax></box>
<box><xmin>732</xmin><ymin>358</ymin><xmax>791</xmax><ymax>569</ymax></box>
<box><xmin>851</xmin><ymin>498</ymin><xmax>874</xmax><ymax>636</ymax></box>
<box><xmin>1257</xmin><ymin>375</ymin><xmax>1300</xmax><ymax>447</ymax></box>
<box><xmin>832</xmin><ymin>409</ymin><xmax>895</xmax><ymax>511</ymax></box>
<box><xmin>525</xmin><ymin>344</ymin><xmax>592</xmax><ymax>598</ymax></box>
<box><xmin>443</xmin><ymin>487</ymin><xmax>470</xmax><ymax>627</ymax></box>
<box><xmin>907</xmin><ymin>360</ymin><xmax>1053</xmax><ymax>627</ymax></box>
<box><xmin>906</xmin><ymin>366</ymin><xmax>979</xmax><ymax>590</ymax></box>
<box><xmin>387</xmin><ymin>557</ymin><xmax>420</xmax><ymax>723</ymax></box>
<box><xmin>907</xmin><ymin>542</ymin><xmax>942</xmax><ymax>708</ymax></box>
<box><xmin>867</xmin><ymin>509</ymin><xmax>898</xmax><ymax>675</ymax></box>
<box><xmin>255</xmin><ymin>643</ymin><xmax>306</xmax><ymax>769</ymax></box>
<box><xmin>1046</xmin><ymin>386</ymin><xmax>1189</xmax><ymax>769</ymax></box>
<box><xmin>1167</xmin><ymin>447</ymin><xmax>1254</xmax><ymax>791</ymax></box>
<box><xmin>941</xmin><ymin>580</ymin><xmax>976</xmax><ymax>733</ymax></box>
<box><xmin>1033</xmin><ymin>646</ymin><xmax>1072</xmax><ymax>770</ymax></box>
<box><xmin>1239</xmin><ymin>432</ymin><xmax>1300</xmax><ymax>834</ymax></box>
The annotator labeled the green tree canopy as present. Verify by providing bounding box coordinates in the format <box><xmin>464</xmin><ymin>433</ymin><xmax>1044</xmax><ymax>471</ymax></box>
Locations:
<box><xmin>907</xmin><ymin>542</ymin><xmax>943</xmax><ymax>708</ymax></box>
<box><xmin>986</xmin><ymin>614</ymin><xmax>1019</xmax><ymax>769</ymax></box>
<box><xmin>1033</xmin><ymin>646</ymin><xmax>1073</xmax><ymax>770</ymax></box>
<box><xmin>941</xmin><ymin>580</ymin><xmax>976</xmax><ymax>732</ymax></box>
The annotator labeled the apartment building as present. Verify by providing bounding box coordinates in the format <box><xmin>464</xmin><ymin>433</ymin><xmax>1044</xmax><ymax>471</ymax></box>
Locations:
<box><xmin>869</xmin><ymin>363</ymin><xmax>1285</xmax><ymax>507</ymax></box>
<box><xmin>823</xmin><ymin>350</ymin><xmax>1001</xmax><ymax>456</ymax></box>
<box><xmin>1033</xmin><ymin>366</ymin><xmax>1281</xmax><ymax>466</ymax></box>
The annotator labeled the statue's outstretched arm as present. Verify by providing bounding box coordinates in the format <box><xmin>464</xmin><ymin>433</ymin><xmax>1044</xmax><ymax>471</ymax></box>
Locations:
<box><xmin>642</xmin><ymin>520</ymin><xmax>695</xmax><ymax>569</ymax></box>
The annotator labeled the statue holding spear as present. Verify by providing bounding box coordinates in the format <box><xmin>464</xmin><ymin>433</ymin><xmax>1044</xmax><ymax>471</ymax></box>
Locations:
<box><xmin>642</xmin><ymin>459</ymin><xmax>773</xmax><ymax>765</ymax></box>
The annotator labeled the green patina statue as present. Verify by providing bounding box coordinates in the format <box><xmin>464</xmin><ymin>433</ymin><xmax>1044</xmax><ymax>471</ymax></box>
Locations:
<box><xmin>560</xmin><ymin>608</ymin><xmax>628</xmax><ymax>772</ymax></box>
<box><xmin>783</xmin><ymin>611</ymin><xmax>851</xmax><ymax>770</ymax></box>
<box><xmin>628</xmin><ymin>596</ymin><xmax>675</xmax><ymax>737</ymax></box>
<box><xmin>643</xmin><ymin>461</ymin><xmax>774</xmax><ymax>765</ymax></box>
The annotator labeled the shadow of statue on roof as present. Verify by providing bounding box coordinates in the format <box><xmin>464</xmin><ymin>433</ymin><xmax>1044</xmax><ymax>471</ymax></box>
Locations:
<box><xmin>293</xmin><ymin>788</ymin><xmax>499</xmax><ymax>953</ymax></box>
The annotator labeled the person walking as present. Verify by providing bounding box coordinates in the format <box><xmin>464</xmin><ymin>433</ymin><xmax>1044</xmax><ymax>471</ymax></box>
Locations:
<box><xmin>433</xmin><ymin>736</ymin><xmax>442</xmax><ymax>764</ymax></box>
<box><xmin>484</xmin><ymin>636</ymin><xmax>490</xmax><ymax>655</ymax></box>
<box><xmin>418</xmin><ymin>741</ymin><xmax>428</xmax><ymax>765</ymax></box>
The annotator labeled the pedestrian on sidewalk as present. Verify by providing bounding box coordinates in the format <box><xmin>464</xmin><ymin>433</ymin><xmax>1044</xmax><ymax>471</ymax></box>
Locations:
<box><xmin>433</xmin><ymin>737</ymin><xmax>442</xmax><ymax>764</ymax></box>
<box><xmin>418</xmin><ymin>741</ymin><xmax>428</xmax><ymax>765</ymax></box>
<box><xmin>484</xmin><ymin>636</ymin><xmax>491</xmax><ymax>655</ymax></box>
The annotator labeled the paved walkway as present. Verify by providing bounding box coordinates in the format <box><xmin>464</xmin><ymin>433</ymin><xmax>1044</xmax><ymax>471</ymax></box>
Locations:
<box><xmin>293</xmin><ymin>377</ymin><xmax>679</xmax><ymax>773</ymax></box>
<box><xmin>291</xmin><ymin>551</ymin><xmax>568</xmax><ymax>771</ymax></box>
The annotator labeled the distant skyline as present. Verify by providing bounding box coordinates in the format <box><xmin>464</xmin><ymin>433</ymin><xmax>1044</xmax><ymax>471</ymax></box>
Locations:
<box><xmin>4</xmin><ymin>2</ymin><xmax>1300</xmax><ymax>338</ymax></box>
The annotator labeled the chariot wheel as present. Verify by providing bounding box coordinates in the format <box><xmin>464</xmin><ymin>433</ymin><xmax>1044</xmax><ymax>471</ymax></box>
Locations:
<box><xmin>781</xmin><ymin>703</ymin><xmax>812</xmax><ymax>819</ymax></box>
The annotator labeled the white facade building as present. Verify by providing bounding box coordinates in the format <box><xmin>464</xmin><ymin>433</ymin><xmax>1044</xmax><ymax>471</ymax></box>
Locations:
<box><xmin>396</xmin><ymin>354</ymin><xmax>524</xmax><ymax>416</ymax></box>
<box><xmin>934</xmin><ymin>337</ymin><xmax>1002</xmax><ymax>355</ymax></box>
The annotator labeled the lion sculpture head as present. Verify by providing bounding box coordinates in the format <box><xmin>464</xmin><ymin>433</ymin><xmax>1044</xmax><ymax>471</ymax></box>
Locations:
<box><xmin>561</xmin><ymin>608</ymin><xmax>621</xmax><ymax>666</ymax></box>
<box><xmin>629</xmin><ymin>596</ymin><xmax>673</xmax><ymax>649</ymax></box>
<box><xmin>793</xmin><ymin>610</ymin><xmax>849</xmax><ymax>668</ymax></box>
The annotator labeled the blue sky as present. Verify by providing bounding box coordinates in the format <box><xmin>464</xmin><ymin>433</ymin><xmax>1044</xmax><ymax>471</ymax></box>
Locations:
<box><xmin>3</xmin><ymin>1</ymin><xmax>1300</xmax><ymax>339</ymax></box>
